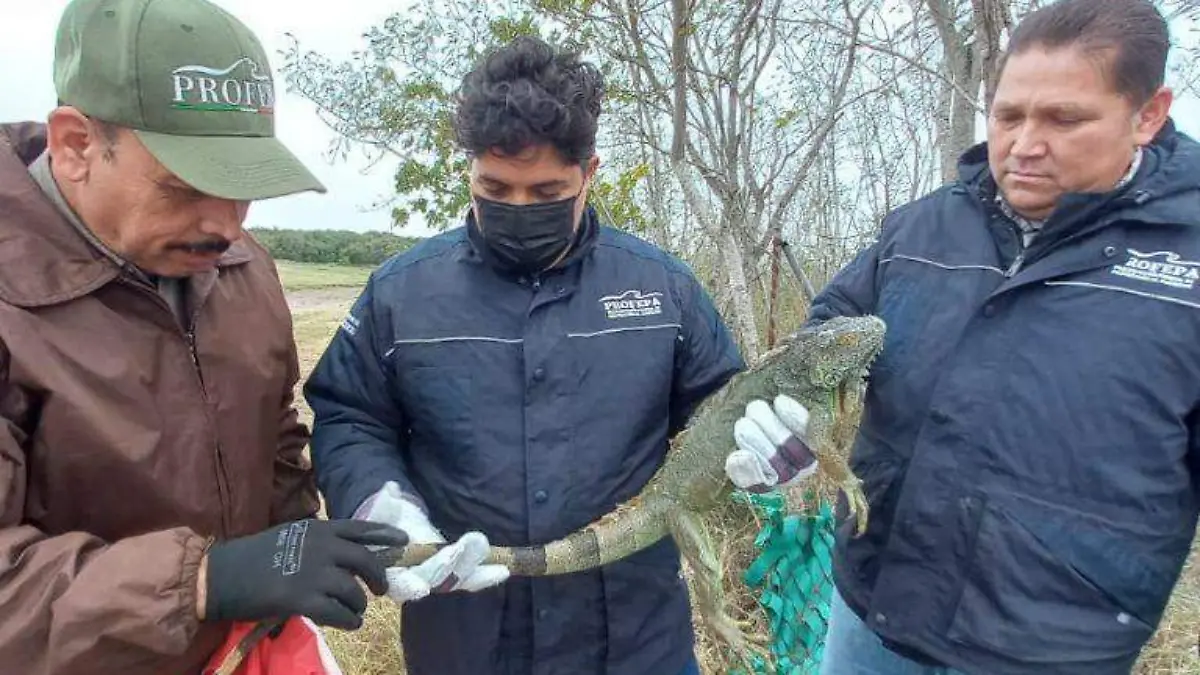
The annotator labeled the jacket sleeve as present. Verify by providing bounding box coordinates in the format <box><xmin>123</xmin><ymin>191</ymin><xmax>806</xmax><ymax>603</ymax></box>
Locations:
<box><xmin>0</xmin><ymin>342</ymin><xmax>209</xmax><ymax>671</ymax></box>
<box><xmin>303</xmin><ymin>273</ymin><xmax>413</xmax><ymax>519</ymax></box>
<box><xmin>669</xmin><ymin>269</ymin><xmax>747</xmax><ymax>436</ymax></box>
<box><xmin>1189</xmin><ymin>408</ymin><xmax>1200</xmax><ymax>504</ymax></box>
<box><xmin>270</xmin><ymin>329</ymin><xmax>320</xmax><ymax>525</ymax></box>
<box><xmin>804</xmin><ymin>239</ymin><xmax>884</xmax><ymax>327</ymax></box>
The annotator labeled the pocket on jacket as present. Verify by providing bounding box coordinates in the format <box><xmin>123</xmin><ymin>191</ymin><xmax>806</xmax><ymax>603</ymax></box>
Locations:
<box><xmin>401</xmin><ymin>588</ymin><xmax>507</xmax><ymax>674</ymax></box>
<box><xmin>946</xmin><ymin>491</ymin><xmax>1156</xmax><ymax>663</ymax></box>
<box><xmin>600</xmin><ymin>538</ymin><xmax>691</xmax><ymax>667</ymax></box>
<box><xmin>396</xmin><ymin>365</ymin><xmax>475</xmax><ymax>460</ymax></box>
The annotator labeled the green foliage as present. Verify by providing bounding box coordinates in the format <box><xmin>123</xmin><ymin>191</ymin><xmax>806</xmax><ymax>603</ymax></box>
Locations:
<box><xmin>279</xmin><ymin>0</ymin><xmax>649</xmax><ymax>234</ymax></box>
<box><xmin>250</xmin><ymin>227</ymin><xmax>421</xmax><ymax>266</ymax></box>
<box><xmin>589</xmin><ymin>162</ymin><xmax>653</xmax><ymax>234</ymax></box>
<box><xmin>275</xmin><ymin>261</ymin><xmax>374</xmax><ymax>292</ymax></box>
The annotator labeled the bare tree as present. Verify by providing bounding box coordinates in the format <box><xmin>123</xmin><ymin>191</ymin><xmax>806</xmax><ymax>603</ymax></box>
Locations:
<box><xmin>536</xmin><ymin>0</ymin><xmax>869</xmax><ymax>360</ymax></box>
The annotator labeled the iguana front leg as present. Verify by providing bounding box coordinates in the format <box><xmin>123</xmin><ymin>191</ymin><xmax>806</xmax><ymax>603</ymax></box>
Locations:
<box><xmin>810</xmin><ymin>389</ymin><xmax>869</xmax><ymax>537</ymax></box>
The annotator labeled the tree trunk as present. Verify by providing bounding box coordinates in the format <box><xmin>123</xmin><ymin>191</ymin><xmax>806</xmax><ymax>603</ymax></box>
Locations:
<box><xmin>973</xmin><ymin>0</ymin><xmax>1011</xmax><ymax>111</ymax></box>
<box><xmin>720</xmin><ymin>227</ymin><xmax>762</xmax><ymax>361</ymax></box>
<box><xmin>766</xmin><ymin>233</ymin><xmax>781</xmax><ymax>349</ymax></box>
<box><xmin>928</xmin><ymin>0</ymin><xmax>1013</xmax><ymax>182</ymax></box>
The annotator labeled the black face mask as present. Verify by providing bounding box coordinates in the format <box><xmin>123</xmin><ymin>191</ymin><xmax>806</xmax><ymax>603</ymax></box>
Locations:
<box><xmin>473</xmin><ymin>192</ymin><xmax>579</xmax><ymax>275</ymax></box>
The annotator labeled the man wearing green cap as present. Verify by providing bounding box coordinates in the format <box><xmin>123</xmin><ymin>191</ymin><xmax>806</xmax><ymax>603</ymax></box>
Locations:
<box><xmin>0</xmin><ymin>1</ymin><xmax>410</xmax><ymax>673</ymax></box>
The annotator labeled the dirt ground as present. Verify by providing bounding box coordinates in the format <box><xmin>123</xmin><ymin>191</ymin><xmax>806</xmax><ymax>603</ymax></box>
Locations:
<box><xmin>285</xmin><ymin>286</ymin><xmax>362</xmax><ymax>313</ymax></box>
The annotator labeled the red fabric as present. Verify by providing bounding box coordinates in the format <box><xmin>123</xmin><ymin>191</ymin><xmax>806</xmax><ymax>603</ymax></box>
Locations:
<box><xmin>204</xmin><ymin>618</ymin><xmax>342</xmax><ymax>675</ymax></box>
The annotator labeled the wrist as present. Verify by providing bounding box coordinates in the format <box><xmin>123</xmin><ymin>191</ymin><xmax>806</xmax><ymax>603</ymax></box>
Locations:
<box><xmin>360</xmin><ymin>484</ymin><xmax>443</xmax><ymax>544</ymax></box>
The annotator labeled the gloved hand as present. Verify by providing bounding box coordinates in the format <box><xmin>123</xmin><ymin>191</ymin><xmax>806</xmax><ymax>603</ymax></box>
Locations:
<box><xmin>202</xmin><ymin>518</ymin><xmax>409</xmax><ymax>630</ymax></box>
<box><xmin>355</xmin><ymin>481</ymin><xmax>510</xmax><ymax>603</ymax></box>
<box><xmin>727</xmin><ymin>395</ymin><xmax>819</xmax><ymax>493</ymax></box>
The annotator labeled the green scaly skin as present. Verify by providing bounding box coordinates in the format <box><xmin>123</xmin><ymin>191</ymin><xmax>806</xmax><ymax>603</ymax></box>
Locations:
<box><xmin>219</xmin><ymin>316</ymin><xmax>886</xmax><ymax>674</ymax></box>
<box><xmin>378</xmin><ymin>315</ymin><xmax>886</xmax><ymax>574</ymax></box>
<box><xmin>368</xmin><ymin>315</ymin><xmax>887</xmax><ymax>665</ymax></box>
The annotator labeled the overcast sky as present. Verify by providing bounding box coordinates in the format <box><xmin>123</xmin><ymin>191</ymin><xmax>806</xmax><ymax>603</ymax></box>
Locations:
<box><xmin>0</xmin><ymin>0</ymin><xmax>424</xmax><ymax>235</ymax></box>
<box><xmin>2</xmin><ymin>1</ymin><xmax>1197</xmax><ymax>237</ymax></box>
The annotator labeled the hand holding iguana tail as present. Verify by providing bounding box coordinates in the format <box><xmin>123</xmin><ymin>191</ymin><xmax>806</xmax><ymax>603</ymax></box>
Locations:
<box><xmin>365</xmin><ymin>315</ymin><xmax>887</xmax><ymax>664</ymax></box>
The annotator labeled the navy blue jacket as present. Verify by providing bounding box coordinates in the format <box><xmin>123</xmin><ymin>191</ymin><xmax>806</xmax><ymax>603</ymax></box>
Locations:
<box><xmin>814</xmin><ymin>120</ymin><xmax>1200</xmax><ymax>674</ymax></box>
<box><xmin>304</xmin><ymin>208</ymin><xmax>744</xmax><ymax>675</ymax></box>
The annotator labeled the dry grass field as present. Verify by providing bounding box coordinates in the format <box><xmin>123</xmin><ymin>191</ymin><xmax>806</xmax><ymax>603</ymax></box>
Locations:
<box><xmin>276</xmin><ymin>261</ymin><xmax>1199</xmax><ymax>675</ymax></box>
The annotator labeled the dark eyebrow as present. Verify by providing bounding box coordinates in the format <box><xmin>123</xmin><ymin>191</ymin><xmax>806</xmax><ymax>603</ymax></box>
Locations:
<box><xmin>154</xmin><ymin>176</ymin><xmax>205</xmax><ymax>198</ymax></box>
<box><xmin>1039</xmin><ymin>104</ymin><xmax>1094</xmax><ymax>117</ymax></box>
<box><xmin>476</xmin><ymin>174</ymin><xmax>570</xmax><ymax>192</ymax></box>
<box><xmin>990</xmin><ymin>101</ymin><xmax>1023</xmax><ymax>115</ymax></box>
<box><xmin>154</xmin><ymin>175</ymin><xmax>194</xmax><ymax>190</ymax></box>
<box><xmin>992</xmin><ymin>101</ymin><xmax>1094</xmax><ymax>118</ymax></box>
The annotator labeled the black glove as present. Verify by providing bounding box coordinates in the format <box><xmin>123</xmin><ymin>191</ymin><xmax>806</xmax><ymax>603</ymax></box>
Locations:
<box><xmin>204</xmin><ymin>518</ymin><xmax>408</xmax><ymax>630</ymax></box>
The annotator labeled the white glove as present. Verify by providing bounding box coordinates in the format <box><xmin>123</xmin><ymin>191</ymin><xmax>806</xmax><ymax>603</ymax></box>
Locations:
<box><xmin>726</xmin><ymin>395</ymin><xmax>819</xmax><ymax>493</ymax></box>
<box><xmin>355</xmin><ymin>481</ymin><xmax>510</xmax><ymax>603</ymax></box>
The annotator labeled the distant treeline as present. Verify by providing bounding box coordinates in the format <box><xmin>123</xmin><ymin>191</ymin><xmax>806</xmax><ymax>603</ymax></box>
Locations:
<box><xmin>249</xmin><ymin>227</ymin><xmax>423</xmax><ymax>266</ymax></box>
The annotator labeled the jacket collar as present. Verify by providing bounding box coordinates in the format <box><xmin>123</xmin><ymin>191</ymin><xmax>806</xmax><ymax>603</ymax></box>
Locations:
<box><xmin>0</xmin><ymin>122</ymin><xmax>252</xmax><ymax>308</ymax></box>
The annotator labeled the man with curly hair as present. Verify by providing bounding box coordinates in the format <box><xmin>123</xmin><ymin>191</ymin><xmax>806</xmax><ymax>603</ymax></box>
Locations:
<box><xmin>303</xmin><ymin>35</ymin><xmax>747</xmax><ymax>674</ymax></box>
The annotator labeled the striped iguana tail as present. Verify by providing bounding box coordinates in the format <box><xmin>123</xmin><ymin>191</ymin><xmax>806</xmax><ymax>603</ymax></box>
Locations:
<box><xmin>214</xmin><ymin>500</ymin><xmax>676</xmax><ymax>674</ymax></box>
<box><xmin>373</xmin><ymin>495</ymin><xmax>673</xmax><ymax>576</ymax></box>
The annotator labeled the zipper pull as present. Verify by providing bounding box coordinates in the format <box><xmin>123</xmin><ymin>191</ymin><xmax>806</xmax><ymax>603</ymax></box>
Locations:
<box><xmin>532</xmin><ymin>277</ymin><xmax>541</xmax><ymax>291</ymax></box>
<box><xmin>1005</xmin><ymin>252</ymin><xmax>1025</xmax><ymax>278</ymax></box>
<box><xmin>187</xmin><ymin>329</ymin><xmax>200</xmax><ymax>366</ymax></box>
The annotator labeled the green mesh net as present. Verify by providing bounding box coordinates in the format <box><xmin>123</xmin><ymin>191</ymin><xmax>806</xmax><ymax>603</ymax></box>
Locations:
<box><xmin>732</xmin><ymin>491</ymin><xmax>837</xmax><ymax>675</ymax></box>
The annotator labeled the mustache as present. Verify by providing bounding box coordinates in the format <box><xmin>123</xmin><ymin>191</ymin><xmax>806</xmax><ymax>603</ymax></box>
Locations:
<box><xmin>170</xmin><ymin>238</ymin><xmax>231</xmax><ymax>254</ymax></box>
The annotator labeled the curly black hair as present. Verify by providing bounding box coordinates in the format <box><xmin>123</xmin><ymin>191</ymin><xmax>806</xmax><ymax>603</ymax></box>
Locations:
<box><xmin>453</xmin><ymin>35</ymin><xmax>605</xmax><ymax>165</ymax></box>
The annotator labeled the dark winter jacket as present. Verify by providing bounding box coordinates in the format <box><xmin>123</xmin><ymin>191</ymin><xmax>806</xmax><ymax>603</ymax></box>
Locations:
<box><xmin>304</xmin><ymin>207</ymin><xmax>745</xmax><ymax>675</ymax></box>
<box><xmin>813</xmin><ymin>119</ymin><xmax>1200</xmax><ymax>674</ymax></box>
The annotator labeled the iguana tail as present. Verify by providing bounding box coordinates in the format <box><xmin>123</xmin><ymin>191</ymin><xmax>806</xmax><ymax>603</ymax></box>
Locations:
<box><xmin>219</xmin><ymin>502</ymin><xmax>675</xmax><ymax>675</ymax></box>
<box><xmin>373</xmin><ymin>497</ymin><xmax>672</xmax><ymax>576</ymax></box>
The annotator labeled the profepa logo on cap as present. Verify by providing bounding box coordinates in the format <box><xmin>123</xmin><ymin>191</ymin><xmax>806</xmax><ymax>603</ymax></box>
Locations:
<box><xmin>171</xmin><ymin>57</ymin><xmax>276</xmax><ymax>115</ymax></box>
<box><xmin>53</xmin><ymin>0</ymin><xmax>325</xmax><ymax>201</ymax></box>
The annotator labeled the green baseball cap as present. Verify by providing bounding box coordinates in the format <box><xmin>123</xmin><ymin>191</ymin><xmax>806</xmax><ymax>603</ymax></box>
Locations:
<box><xmin>53</xmin><ymin>0</ymin><xmax>326</xmax><ymax>200</ymax></box>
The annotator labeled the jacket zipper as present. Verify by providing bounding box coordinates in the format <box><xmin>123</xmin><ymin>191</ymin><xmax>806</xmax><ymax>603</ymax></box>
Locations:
<box><xmin>1004</xmin><ymin>252</ymin><xmax>1025</xmax><ymax>278</ymax></box>
<box><xmin>186</xmin><ymin>325</ymin><xmax>205</xmax><ymax>389</ymax></box>
<box><xmin>184</xmin><ymin>307</ymin><xmax>233</xmax><ymax>538</ymax></box>
<box><xmin>126</xmin><ymin>278</ymin><xmax>231</xmax><ymax>537</ymax></box>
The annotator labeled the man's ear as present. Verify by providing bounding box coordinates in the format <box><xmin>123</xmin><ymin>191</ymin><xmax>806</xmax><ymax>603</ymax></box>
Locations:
<box><xmin>585</xmin><ymin>155</ymin><xmax>600</xmax><ymax>183</ymax></box>
<box><xmin>1132</xmin><ymin>86</ymin><xmax>1173</xmax><ymax>146</ymax></box>
<box><xmin>45</xmin><ymin>107</ymin><xmax>109</xmax><ymax>183</ymax></box>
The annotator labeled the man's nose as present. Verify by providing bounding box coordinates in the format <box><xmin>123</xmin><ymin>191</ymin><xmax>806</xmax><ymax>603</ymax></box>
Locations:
<box><xmin>1010</xmin><ymin>122</ymin><xmax>1048</xmax><ymax>157</ymax></box>
<box><xmin>201</xmin><ymin>198</ymin><xmax>249</xmax><ymax>241</ymax></box>
<box><xmin>505</xmin><ymin>191</ymin><xmax>540</xmax><ymax>206</ymax></box>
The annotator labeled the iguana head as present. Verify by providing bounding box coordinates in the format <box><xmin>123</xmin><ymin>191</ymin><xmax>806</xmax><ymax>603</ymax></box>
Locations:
<box><xmin>771</xmin><ymin>315</ymin><xmax>886</xmax><ymax>391</ymax></box>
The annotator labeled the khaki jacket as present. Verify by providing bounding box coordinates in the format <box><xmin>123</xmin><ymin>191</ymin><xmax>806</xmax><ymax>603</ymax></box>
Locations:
<box><xmin>0</xmin><ymin>122</ymin><xmax>319</xmax><ymax>674</ymax></box>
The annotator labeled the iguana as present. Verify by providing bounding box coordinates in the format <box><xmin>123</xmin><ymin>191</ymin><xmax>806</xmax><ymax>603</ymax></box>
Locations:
<box><xmin>213</xmin><ymin>314</ymin><xmax>885</xmax><ymax>674</ymax></box>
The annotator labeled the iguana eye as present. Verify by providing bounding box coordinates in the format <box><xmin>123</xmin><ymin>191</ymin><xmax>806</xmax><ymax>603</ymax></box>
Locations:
<box><xmin>811</xmin><ymin>366</ymin><xmax>840</xmax><ymax>389</ymax></box>
<box><xmin>836</xmin><ymin>334</ymin><xmax>859</xmax><ymax>347</ymax></box>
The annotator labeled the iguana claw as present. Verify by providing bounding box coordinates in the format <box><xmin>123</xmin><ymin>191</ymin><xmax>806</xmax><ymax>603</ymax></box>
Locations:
<box><xmin>736</xmin><ymin>618</ymin><xmax>770</xmax><ymax>642</ymax></box>
<box><xmin>843</xmin><ymin>478</ymin><xmax>869</xmax><ymax>537</ymax></box>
